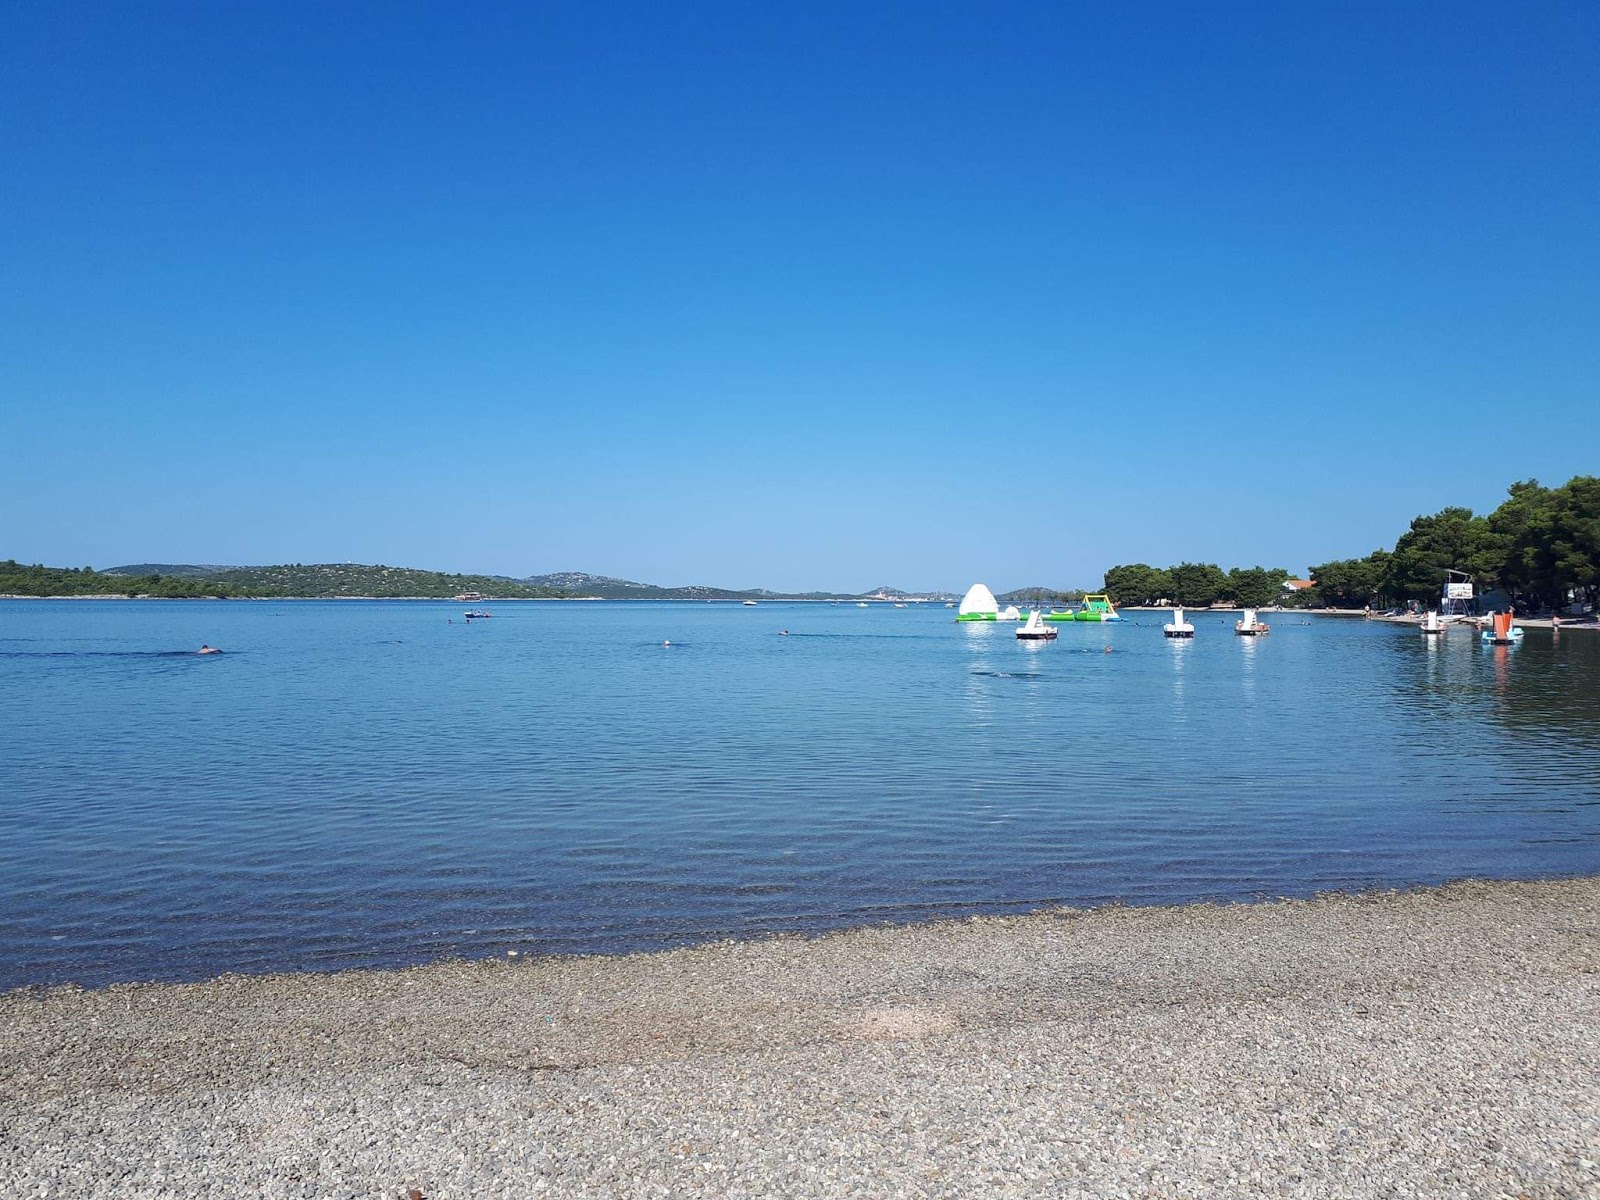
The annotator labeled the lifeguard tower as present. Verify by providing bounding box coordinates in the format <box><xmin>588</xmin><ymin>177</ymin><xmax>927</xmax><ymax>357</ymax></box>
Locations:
<box><xmin>1442</xmin><ymin>570</ymin><xmax>1476</xmax><ymax>621</ymax></box>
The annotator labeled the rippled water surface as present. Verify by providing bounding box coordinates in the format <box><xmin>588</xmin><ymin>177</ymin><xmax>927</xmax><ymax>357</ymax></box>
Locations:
<box><xmin>3</xmin><ymin>599</ymin><xmax>1598</xmax><ymax>987</ymax></box>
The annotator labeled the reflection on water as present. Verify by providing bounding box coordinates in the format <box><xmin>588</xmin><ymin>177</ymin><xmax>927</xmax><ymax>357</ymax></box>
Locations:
<box><xmin>1</xmin><ymin>601</ymin><xmax>1597</xmax><ymax>988</ymax></box>
<box><xmin>1167</xmin><ymin>636</ymin><xmax>1188</xmax><ymax>716</ymax></box>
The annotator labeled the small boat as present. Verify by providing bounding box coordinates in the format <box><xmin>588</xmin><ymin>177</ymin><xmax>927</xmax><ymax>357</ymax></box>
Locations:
<box><xmin>1164</xmin><ymin>607</ymin><xmax>1195</xmax><ymax>638</ymax></box>
<box><xmin>455</xmin><ymin>591</ymin><xmax>486</xmax><ymax>602</ymax></box>
<box><xmin>944</xmin><ymin>602</ymin><xmax>955</xmax><ymax>608</ymax></box>
<box><xmin>1234</xmin><ymin>608</ymin><xmax>1269</xmax><ymax>636</ymax></box>
<box><xmin>743</xmin><ymin>600</ymin><xmax>758</xmax><ymax>606</ymax></box>
<box><xmin>856</xmin><ymin>601</ymin><xmax>869</xmax><ymax>608</ymax></box>
<box><xmin>1421</xmin><ymin>610</ymin><xmax>1448</xmax><ymax>635</ymax></box>
<box><xmin>464</xmin><ymin>610</ymin><xmax>491</xmax><ymax>619</ymax></box>
<box><xmin>893</xmin><ymin>602</ymin><xmax>907</xmax><ymax>608</ymax></box>
<box><xmin>1481</xmin><ymin>611</ymin><xmax>1524</xmax><ymax>644</ymax></box>
<box><xmin>1016</xmin><ymin>609</ymin><xmax>1058</xmax><ymax>640</ymax></box>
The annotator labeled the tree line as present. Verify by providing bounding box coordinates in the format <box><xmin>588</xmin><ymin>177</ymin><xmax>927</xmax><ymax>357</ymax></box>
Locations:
<box><xmin>0</xmin><ymin>561</ymin><xmax>570</xmax><ymax>599</ymax></box>
<box><xmin>0</xmin><ymin>562</ymin><xmax>239</xmax><ymax>598</ymax></box>
<box><xmin>1102</xmin><ymin>475</ymin><xmax>1599</xmax><ymax>612</ymax></box>
<box><xmin>1101</xmin><ymin>563</ymin><xmax>1291</xmax><ymax>609</ymax></box>
<box><xmin>1305</xmin><ymin>476</ymin><xmax>1599</xmax><ymax>611</ymax></box>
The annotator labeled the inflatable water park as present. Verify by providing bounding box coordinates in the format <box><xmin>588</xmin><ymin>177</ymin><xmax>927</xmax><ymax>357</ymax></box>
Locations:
<box><xmin>956</xmin><ymin>584</ymin><xmax>1121</xmax><ymax>623</ymax></box>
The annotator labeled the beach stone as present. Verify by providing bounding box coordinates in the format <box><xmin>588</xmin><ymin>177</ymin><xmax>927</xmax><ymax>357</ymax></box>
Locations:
<box><xmin>1</xmin><ymin>878</ymin><xmax>1598</xmax><ymax>1197</ymax></box>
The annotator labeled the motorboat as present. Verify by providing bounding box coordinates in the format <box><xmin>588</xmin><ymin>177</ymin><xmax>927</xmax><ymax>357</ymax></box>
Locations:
<box><xmin>1016</xmin><ymin>609</ymin><xmax>1058</xmax><ymax>640</ymax></box>
<box><xmin>856</xmin><ymin>601</ymin><xmax>870</xmax><ymax>608</ymax></box>
<box><xmin>1164</xmin><ymin>607</ymin><xmax>1195</xmax><ymax>638</ymax></box>
<box><xmin>1234</xmin><ymin>608</ymin><xmax>1269</xmax><ymax>636</ymax></box>
<box><xmin>464</xmin><ymin>610</ymin><xmax>491</xmax><ymax>619</ymax></box>
<box><xmin>893</xmin><ymin>602</ymin><xmax>907</xmax><ymax>608</ymax></box>
<box><xmin>455</xmin><ymin>591</ymin><xmax>486</xmax><ymax>602</ymax></box>
<box><xmin>956</xmin><ymin>583</ymin><xmax>1000</xmax><ymax>622</ymax></box>
<box><xmin>743</xmin><ymin>600</ymin><xmax>758</xmax><ymax>606</ymax></box>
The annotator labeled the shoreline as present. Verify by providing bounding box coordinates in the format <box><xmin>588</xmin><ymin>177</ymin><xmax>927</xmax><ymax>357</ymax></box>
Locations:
<box><xmin>0</xmin><ymin>594</ymin><xmax>943</xmax><ymax>603</ymax></box>
<box><xmin>7</xmin><ymin>876</ymin><xmax>1598</xmax><ymax>1196</ymax></box>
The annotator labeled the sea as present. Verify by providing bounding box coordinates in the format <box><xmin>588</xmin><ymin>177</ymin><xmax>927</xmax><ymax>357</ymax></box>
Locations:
<box><xmin>2</xmin><ymin>599</ymin><xmax>1597</xmax><ymax>989</ymax></box>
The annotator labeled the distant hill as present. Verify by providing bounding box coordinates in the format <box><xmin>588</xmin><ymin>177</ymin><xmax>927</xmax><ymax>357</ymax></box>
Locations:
<box><xmin>12</xmin><ymin>558</ymin><xmax>952</xmax><ymax>601</ymax></box>
<box><xmin>523</xmin><ymin>571</ymin><xmax>835</xmax><ymax>601</ymax></box>
<box><xmin>524</xmin><ymin>571</ymin><xmax>651</xmax><ymax>592</ymax></box>
<box><xmin>203</xmin><ymin>564</ymin><xmax>569</xmax><ymax>599</ymax></box>
<box><xmin>105</xmin><ymin>563</ymin><xmax>230</xmax><ymax>579</ymax></box>
<box><xmin>996</xmin><ymin>586</ymin><xmax>1088</xmax><ymax>604</ymax></box>
<box><xmin>2</xmin><ymin>561</ymin><xmax>237</xmax><ymax>598</ymax></box>
<box><xmin>522</xmin><ymin>571</ymin><xmax>956</xmax><ymax>601</ymax></box>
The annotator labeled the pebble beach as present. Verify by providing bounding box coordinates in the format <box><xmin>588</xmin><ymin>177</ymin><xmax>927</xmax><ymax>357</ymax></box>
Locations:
<box><xmin>4</xmin><ymin>877</ymin><xmax>1598</xmax><ymax>1199</ymax></box>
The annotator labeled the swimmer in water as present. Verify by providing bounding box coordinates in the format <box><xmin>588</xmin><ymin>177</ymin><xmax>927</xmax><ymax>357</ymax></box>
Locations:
<box><xmin>1103</xmin><ymin>645</ymin><xmax>1113</xmax><ymax>654</ymax></box>
<box><xmin>198</xmin><ymin>644</ymin><xmax>221</xmax><ymax>655</ymax></box>
<box><xmin>780</xmin><ymin>630</ymin><xmax>789</xmax><ymax>636</ymax></box>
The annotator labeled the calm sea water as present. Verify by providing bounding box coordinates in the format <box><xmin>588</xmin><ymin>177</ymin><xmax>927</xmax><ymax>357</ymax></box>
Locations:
<box><xmin>2</xmin><ymin>599</ymin><xmax>1597</xmax><ymax>988</ymax></box>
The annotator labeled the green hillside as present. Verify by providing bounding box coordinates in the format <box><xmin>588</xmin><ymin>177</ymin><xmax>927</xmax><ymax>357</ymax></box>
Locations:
<box><xmin>206</xmin><ymin>564</ymin><xmax>570</xmax><ymax>598</ymax></box>
<box><xmin>0</xmin><ymin>561</ymin><xmax>239</xmax><ymax>598</ymax></box>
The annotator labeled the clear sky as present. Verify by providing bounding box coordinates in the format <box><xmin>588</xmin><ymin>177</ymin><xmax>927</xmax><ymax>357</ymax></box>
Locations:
<box><xmin>3</xmin><ymin>2</ymin><xmax>1596</xmax><ymax>592</ymax></box>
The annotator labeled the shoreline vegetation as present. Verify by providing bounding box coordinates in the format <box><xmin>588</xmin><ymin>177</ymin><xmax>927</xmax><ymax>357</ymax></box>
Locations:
<box><xmin>0</xmin><ymin>562</ymin><xmax>955</xmax><ymax>604</ymax></box>
<box><xmin>5</xmin><ymin>474</ymin><xmax>1594</xmax><ymax>608</ymax></box>
<box><xmin>6</xmin><ymin>875</ymin><xmax>1597</xmax><ymax>1196</ymax></box>
<box><xmin>1102</xmin><ymin>474</ymin><xmax>1599</xmax><ymax>614</ymax></box>
<box><xmin>6</xmin><ymin>473</ymin><xmax>1593</xmax><ymax>611</ymax></box>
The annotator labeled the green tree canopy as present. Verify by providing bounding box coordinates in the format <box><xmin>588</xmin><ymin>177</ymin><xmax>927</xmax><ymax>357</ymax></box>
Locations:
<box><xmin>1224</xmin><ymin>566</ymin><xmax>1291</xmax><ymax>608</ymax></box>
<box><xmin>1167</xmin><ymin>562</ymin><xmax>1228</xmax><ymax>608</ymax></box>
<box><xmin>1382</xmin><ymin>507</ymin><xmax>1498</xmax><ymax>603</ymax></box>
<box><xmin>1309</xmin><ymin>552</ymin><xmax>1389</xmax><ymax>608</ymax></box>
<box><xmin>1543</xmin><ymin>476</ymin><xmax>1600</xmax><ymax>610</ymax></box>
<box><xmin>1102</xmin><ymin>563</ymin><xmax>1173</xmax><ymax>606</ymax></box>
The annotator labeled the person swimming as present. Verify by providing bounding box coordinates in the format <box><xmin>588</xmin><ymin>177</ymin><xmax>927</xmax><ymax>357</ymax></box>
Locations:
<box><xmin>198</xmin><ymin>644</ymin><xmax>221</xmax><ymax>655</ymax></box>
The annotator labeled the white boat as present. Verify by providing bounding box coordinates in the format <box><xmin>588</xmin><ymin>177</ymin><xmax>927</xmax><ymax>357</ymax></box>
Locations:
<box><xmin>956</xmin><ymin>583</ymin><xmax>1000</xmax><ymax>622</ymax></box>
<box><xmin>856</xmin><ymin>601</ymin><xmax>869</xmax><ymax>608</ymax></box>
<box><xmin>1164</xmin><ymin>607</ymin><xmax>1195</xmax><ymax>638</ymax></box>
<box><xmin>742</xmin><ymin>600</ymin><xmax>758</xmax><ymax>606</ymax></box>
<box><xmin>893</xmin><ymin>602</ymin><xmax>907</xmax><ymax>608</ymax></box>
<box><xmin>1016</xmin><ymin>609</ymin><xmax>1057</xmax><ymax>640</ymax></box>
<box><xmin>1234</xmin><ymin>608</ymin><xmax>1270</xmax><ymax>636</ymax></box>
<box><xmin>1421</xmin><ymin>610</ymin><xmax>1447</xmax><ymax>635</ymax></box>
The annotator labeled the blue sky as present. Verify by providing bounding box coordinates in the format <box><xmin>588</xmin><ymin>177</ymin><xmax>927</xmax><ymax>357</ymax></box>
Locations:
<box><xmin>4</xmin><ymin>2</ymin><xmax>1596</xmax><ymax>591</ymax></box>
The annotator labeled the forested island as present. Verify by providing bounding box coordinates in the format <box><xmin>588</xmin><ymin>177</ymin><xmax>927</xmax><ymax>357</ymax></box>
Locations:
<box><xmin>0</xmin><ymin>562</ymin><xmax>950</xmax><ymax>602</ymax></box>
<box><xmin>1101</xmin><ymin>475</ymin><xmax>1599</xmax><ymax>611</ymax></box>
<box><xmin>0</xmin><ymin>563</ymin><xmax>242</xmax><ymax>598</ymax></box>
<box><xmin>0</xmin><ymin>562</ymin><xmax>569</xmax><ymax>600</ymax></box>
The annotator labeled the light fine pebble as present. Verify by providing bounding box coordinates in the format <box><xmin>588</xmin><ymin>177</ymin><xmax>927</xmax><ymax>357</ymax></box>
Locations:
<box><xmin>2</xmin><ymin>877</ymin><xmax>1598</xmax><ymax>1198</ymax></box>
